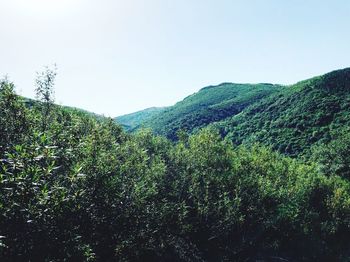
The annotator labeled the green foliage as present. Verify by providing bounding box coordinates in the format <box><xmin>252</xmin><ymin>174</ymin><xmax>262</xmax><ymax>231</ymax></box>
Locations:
<box><xmin>35</xmin><ymin>65</ymin><xmax>57</xmax><ymax>131</ymax></box>
<box><xmin>128</xmin><ymin>68</ymin><xmax>350</xmax><ymax>158</ymax></box>
<box><xmin>312</xmin><ymin>128</ymin><xmax>350</xmax><ymax>179</ymax></box>
<box><xmin>1</xmin><ymin>74</ymin><xmax>350</xmax><ymax>261</ymax></box>
<box><xmin>0</xmin><ymin>79</ymin><xmax>30</xmax><ymax>156</ymax></box>
<box><xmin>215</xmin><ymin>68</ymin><xmax>350</xmax><ymax>157</ymax></box>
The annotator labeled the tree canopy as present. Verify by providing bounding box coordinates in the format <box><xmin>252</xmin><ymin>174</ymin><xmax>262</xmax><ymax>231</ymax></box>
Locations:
<box><xmin>1</xmin><ymin>73</ymin><xmax>350</xmax><ymax>261</ymax></box>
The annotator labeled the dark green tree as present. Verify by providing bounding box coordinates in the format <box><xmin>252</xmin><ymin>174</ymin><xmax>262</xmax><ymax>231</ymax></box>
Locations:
<box><xmin>312</xmin><ymin>129</ymin><xmax>350</xmax><ymax>179</ymax></box>
<box><xmin>0</xmin><ymin>78</ymin><xmax>29</xmax><ymax>155</ymax></box>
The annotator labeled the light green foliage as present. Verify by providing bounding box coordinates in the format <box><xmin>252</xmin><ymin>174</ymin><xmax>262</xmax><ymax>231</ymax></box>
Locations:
<box><xmin>35</xmin><ymin>65</ymin><xmax>57</xmax><ymax>131</ymax></box>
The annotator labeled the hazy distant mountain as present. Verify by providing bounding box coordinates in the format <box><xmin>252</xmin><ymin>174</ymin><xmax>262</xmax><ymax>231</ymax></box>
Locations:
<box><xmin>115</xmin><ymin>107</ymin><xmax>167</xmax><ymax>131</ymax></box>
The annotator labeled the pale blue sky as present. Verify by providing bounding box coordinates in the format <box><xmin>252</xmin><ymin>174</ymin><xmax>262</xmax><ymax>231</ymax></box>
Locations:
<box><xmin>0</xmin><ymin>0</ymin><xmax>349</xmax><ymax>116</ymax></box>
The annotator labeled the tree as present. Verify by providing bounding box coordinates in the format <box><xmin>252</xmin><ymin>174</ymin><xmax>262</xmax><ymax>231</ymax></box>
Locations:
<box><xmin>35</xmin><ymin>65</ymin><xmax>57</xmax><ymax>131</ymax></box>
<box><xmin>312</xmin><ymin>128</ymin><xmax>350</xmax><ymax>179</ymax></box>
<box><xmin>0</xmin><ymin>78</ymin><xmax>29</xmax><ymax>154</ymax></box>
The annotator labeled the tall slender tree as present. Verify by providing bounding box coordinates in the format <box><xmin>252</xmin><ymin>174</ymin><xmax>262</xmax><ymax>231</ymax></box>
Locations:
<box><xmin>35</xmin><ymin>65</ymin><xmax>57</xmax><ymax>131</ymax></box>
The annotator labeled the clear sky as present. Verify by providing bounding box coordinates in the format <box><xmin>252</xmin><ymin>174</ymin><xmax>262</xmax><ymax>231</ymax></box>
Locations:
<box><xmin>0</xmin><ymin>0</ymin><xmax>349</xmax><ymax>116</ymax></box>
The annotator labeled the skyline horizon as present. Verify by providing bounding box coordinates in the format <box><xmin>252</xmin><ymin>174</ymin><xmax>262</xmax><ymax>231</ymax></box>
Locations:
<box><xmin>8</xmin><ymin>64</ymin><xmax>350</xmax><ymax>117</ymax></box>
<box><xmin>1</xmin><ymin>0</ymin><xmax>349</xmax><ymax>116</ymax></box>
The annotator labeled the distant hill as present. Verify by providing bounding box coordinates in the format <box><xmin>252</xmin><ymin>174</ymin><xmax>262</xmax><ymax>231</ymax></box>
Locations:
<box><xmin>214</xmin><ymin>67</ymin><xmax>350</xmax><ymax>156</ymax></box>
<box><xmin>115</xmin><ymin>68</ymin><xmax>350</xmax><ymax>157</ymax></box>
<box><xmin>140</xmin><ymin>83</ymin><xmax>281</xmax><ymax>139</ymax></box>
<box><xmin>115</xmin><ymin>107</ymin><xmax>167</xmax><ymax>131</ymax></box>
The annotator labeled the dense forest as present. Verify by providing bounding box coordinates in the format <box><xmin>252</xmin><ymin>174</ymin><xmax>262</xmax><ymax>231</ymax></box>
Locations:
<box><xmin>216</xmin><ymin>68</ymin><xmax>350</xmax><ymax>157</ymax></box>
<box><xmin>116</xmin><ymin>82</ymin><xmax>281</xmax><ymax>137</ymax></box>
<box><xmin>120</xmin><ymin>68</ymin><xmax>350</xmax><ymax>159</ymax></box>
<box><xmin>1</xmin><ymin>68</ymin><xmax>350</xmax><ymax>261</ymax></box>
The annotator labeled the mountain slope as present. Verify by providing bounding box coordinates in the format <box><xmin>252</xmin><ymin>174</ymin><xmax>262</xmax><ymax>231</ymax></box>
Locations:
<box><xmin>114</xmin><ymin>68</ymin><xmax>350</xmax><ymax>157</ymax></box>
<box><xmin>215</xmin><ymin>68</ymin><xmax>350</xmax><ymax>156</ymax></box>
<box><xmin>142</xmin><ymin>83</ymin><xmax>281</xmax><ymax>139</ymax></box>
<box><xmin>115</xmin><ymin>107</ymin><xmax>166</xmax><ymax>131</ymax></box>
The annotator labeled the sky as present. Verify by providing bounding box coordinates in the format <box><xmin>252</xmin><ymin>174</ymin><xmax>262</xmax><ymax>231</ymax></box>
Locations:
<box><xmin>0</xmin><ymin>0</ymin><xmax>349</xmax><ymax>116</ymax></box>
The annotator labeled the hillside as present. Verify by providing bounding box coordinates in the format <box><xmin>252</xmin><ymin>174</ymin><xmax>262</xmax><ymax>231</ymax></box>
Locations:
<box><xmin>119</xmin><ymin>68</ymin><xmax>350</xmax><ymax>157</ymax></box>
<box><xmin>115</xmin><ymin>107</ymin><xmax>166</xmax><ymax>131</ymax></box>
<box><xmin>215</xmin><ymin>67</ymin><xmax>350</xmax><ymax>156</ymax></box>
<box><xmin>141</xmin><ymin>82</ymin><xmax>281</xmax><ymax>139</ymax></box>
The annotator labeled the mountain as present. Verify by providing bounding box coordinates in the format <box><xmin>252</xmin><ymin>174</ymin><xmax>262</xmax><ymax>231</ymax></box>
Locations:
<box><xmin>214</xmin><ymin>67</ymin><xmax>350</xmax><ymax>156</ymax></box>
<box><xmin>115</xmin><ymin>107</ymin><xmax>166</xmax><ymax>131</ymax></box>
<box><xmin>117</xmin><ymin>68</ymin><xmax>350</xmax><ymax>157</ymax></box>
<box><xmin>138</xmin><ymin>83</ymin><xmax>281</xmax><ymax>139</ymax></box>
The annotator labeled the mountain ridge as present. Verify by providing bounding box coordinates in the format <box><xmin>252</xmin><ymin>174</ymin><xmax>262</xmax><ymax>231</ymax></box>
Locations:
<box><xmin>215</xmin><ymin>67</ymin><xmax>350</xmax><ymax>156</ymax></box>
<box><xmin>116</xmin><ymin>67</ymin><xmax>350</xmax><ymax>157</ymax></box>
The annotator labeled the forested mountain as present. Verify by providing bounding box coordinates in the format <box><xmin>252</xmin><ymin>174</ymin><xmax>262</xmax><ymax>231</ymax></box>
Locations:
<box><xmin>215</xmin><ymin>67</ymin><xmax>350</xmax><ymax>156</ymax></box>
<box><xmin>115</xmin><ymin>107</ymin><xmax>166</xmax><ymax>131</ymax></box>
<box><xmin>1</xmin><ymin>69</ymin><xmax>350</xmax><ymax>261</ymax></box>
<box><xmin>120</xmin><ymin>83</ymin><xmax>281</xmax><ymax>139</ymax></box>
<box><xmin>121</xmin><ymin>68</ymin><xmax>350</xmax><ymax>158</ymax></box>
